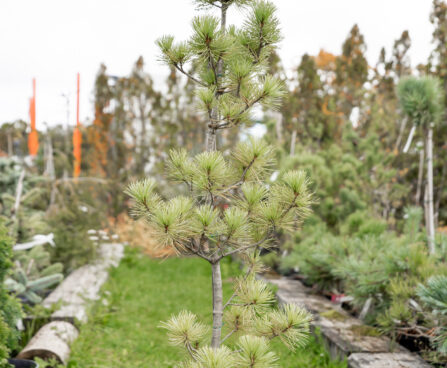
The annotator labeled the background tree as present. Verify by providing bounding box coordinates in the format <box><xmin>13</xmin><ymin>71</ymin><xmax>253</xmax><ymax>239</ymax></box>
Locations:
<box><xmin>335</xmin><ymin>25</ymin><xmax>369</xmax><ymax>119</ymax></box>
<box><xmin>397</xmin><ymin>76</ymin><xmax>444</xmax><ymax>253</ymax></box>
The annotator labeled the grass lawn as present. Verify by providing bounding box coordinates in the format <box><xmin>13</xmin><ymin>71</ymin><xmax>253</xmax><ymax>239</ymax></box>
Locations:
<box><xmin>68</xmin><ymin>247</ymin><xmax>347</xmax><ymax>368</ymax></box>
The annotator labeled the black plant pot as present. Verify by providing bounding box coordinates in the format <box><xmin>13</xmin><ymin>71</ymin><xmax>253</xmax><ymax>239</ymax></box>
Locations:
<box><xmin>8</xmin><ymin>359</ymin><xmax>38</xmax><ymax>368</ymax></box>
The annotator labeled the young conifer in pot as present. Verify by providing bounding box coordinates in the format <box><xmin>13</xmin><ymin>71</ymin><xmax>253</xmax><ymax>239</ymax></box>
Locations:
<box><xmin>126</xmin><ymin>1</ymin><xmax>314</xmax><ymax>365</ymax></box>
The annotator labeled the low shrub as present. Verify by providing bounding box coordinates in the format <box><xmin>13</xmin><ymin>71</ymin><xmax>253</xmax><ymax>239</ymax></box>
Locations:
<box><xmin>0</xmin><ymin>222</ymin><xmax>22</xmax><ymax>365</ymax></box>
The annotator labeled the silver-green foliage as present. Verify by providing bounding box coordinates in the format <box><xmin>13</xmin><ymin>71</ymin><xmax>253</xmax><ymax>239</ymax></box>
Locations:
<box><xmin>4</xmin><ymin>246</ymin><xmax>63</xmax><ymax>304</ymax></box>
<box><xmin>157</xmin><ymin>0</ymin><xmax>285</xmax><ymax>135</ymax></box>
<box><xmin>127</xmin><ymin>1</ymin><xmax>315</xmax><ymax>365</ymax></box>
<box><xmin>126</xmin><ymin>138</ymin><xmax>314</xmax><ymax>366</ymax></box>
<box><xmin>126</xmin><ymin>138</ymin><xmax>312</xmax><ymax>258</ymax></box>
<box><xmin>418</xmin><ymin>276</ymin><xmax>447</xmax><ymax>354</ymax></box>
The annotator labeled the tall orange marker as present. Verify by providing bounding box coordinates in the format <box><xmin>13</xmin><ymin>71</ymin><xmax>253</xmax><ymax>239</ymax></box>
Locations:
<box><xmin>73</xmin><ymin>73</ymin><xmax>82</xmax><ymax>177</ymax></box>
<box><xmin>28</xmin><ymin>78</ymin><xmax>39</xmax><ymax>156</ymax></box>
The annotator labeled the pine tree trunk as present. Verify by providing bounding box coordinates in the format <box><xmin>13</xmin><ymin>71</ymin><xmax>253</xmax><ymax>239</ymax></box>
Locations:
<box><xmin>435</xmin><ymin>158</ymin><xmax>447</xmax><ymax>227</ymax></box>
<box><xmin>206</xmin><ymin>128</ymin><xmax>217</xmax><ymax>151</ymax></box>
<box><xmin>290</xmin><ymin>129</ymin><xmax>297</xmax><ymax>156</ymax></box>
<box><xmin>395</xmin><ymin>117</ymin><xmax>407</xmax><ymax>152</ymax></box>
<box><xmin>7</xmin><ymin>131</ymin><xmax>13</xmax><ymax>156</ymax></box>
<box><xmin>424</xmin><ymin>185</ymin><xmax>430</xmax><ymax>239</ymax></box>
<box><xmin>211</xmin><ymin>261</ymin><xmax>223</xmax><ymax>349</ymax></box>
<box><xmin>274</xmin><ymin>112</ymin><xmax>283</xmax><ymax>145</ymax></box>
<box><xmin>415</xmin><ymin>148</ymin><xmax>424</xmax><ymax>205</ymax></box>
<box><xmin>139</xmin><ymin>101</ymin><xmax>148</xmax><ymax>174</ymax></box>
<box><xmin>403</xmin><ymin>124</ymin><xmax>416</xmax><ymax>153</ymax></box>
<box><xmin>208</xmin><ymin>2</ymin><xmax>228</xmax><ymax>349</ymax></box>
<box><xmin>426</xmin><ymin>127</ymin><xmax>436</xmax><ymax>254</ymax></box>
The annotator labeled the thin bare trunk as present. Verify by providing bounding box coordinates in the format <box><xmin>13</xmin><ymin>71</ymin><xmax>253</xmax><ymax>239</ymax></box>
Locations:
<box><xmin>275</xmin><ymin>112</ymin><xmax>283</xmax><ymax>145</ymax></box>
<box><xmin>206</xmin><ymin>4</ymin><xmax>229</xmax><ymax>349</ymax></box>
<box><xmin>415</xmin><ymin>148</ymin><xmax>424</xmax><ymax>205</ymax></box>
<box><xmin>12</xmin><ymin>169</ymin><xmax>26</xmax><ymax>224</ymax></box>
<box><xmin>205</xmin><ymin>4</ymin><xmax>227</xmax><ymax>153</ymax></box>
<box><xmin>424</xmin><ymin>185</ymin><xmax>430</xmax><ymax>240</ymax></box>
<box><xmin>395</xmin><ymin>117</ymin><xmax>407</xmax><ymax>152</ymax></box>
<box><xmin>7</xmin><ymin>131</ymin><xmax>13</xmax><ymax>156</ymax></box>
<box><xmin>290</xmin><ymin>130</ymin><xmax>297</xmax><ymax>156</ymax></box>
<box><xmin>403</xmin><ymin>124</ymin><xmax>416</xmax><ymax>153</ymax></box>
<box><xmin>211</xmin><ymin>261</ymin><xmax>223</xmax><ymax>349</ymax></box>
<box><xmin>435</xmin><ymin>158</ymin><xmax>447</xmax><ymax>227</ymax></box>
<box><xmin>44</xmin><ymin>135</ymin><xmax>55</xmax><ymax>180</ymax></box>
<box><xmin>206</xmin><ymin>128</ymin><xmax>217</xmax><ymax>152</ymax></box>
<box><xmin>426</xmin><ymin>127</ymin><xmax>435</xmax><ymax>254</ymax></box>
<box><xmin>139</xmin><ymin>101</ymin><xmax>148</xmax><ymax>173</ymax></box>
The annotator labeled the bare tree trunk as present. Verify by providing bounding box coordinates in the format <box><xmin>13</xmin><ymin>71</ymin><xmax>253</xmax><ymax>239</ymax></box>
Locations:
<box><xmin>11</xmin><ymin>169</ymin><xmax>26</xmax><ymax>226</ymax></box>
<box><xmin>211</xmin><ymin>261</ymin><xmax>223</xmax><ymax>349</ymax></box>
<box><xmin>207</xmin><ymin>4</ymin><xmax>228</xmax><ymax>349</ymax></box>
<box><xmin>403</xmin><ymin>124</ymin><xmax>416</xmax><ymax>153</ymax></box>
<box><xmin>44</xmin><ymin>135</ymin><xmax>55</xmax><ymax>180</ymax></box>
<box><xmin>395</xmin><ymin>117</ymin><xmax>407</xmax><ymax>152</ymax></box>
<box><xmin>435</xmin><ymin>158</ymin><xmax>447</xmax><ymax>227</ymax></box>
<box><xmin>206</xmin><ymin>128</ymin><xmax>217</xmax><ymax>152</ymax></box>
<box><xmin>290</xmin><ymin>130</ymin><xmax>297</xmax><ymax>156</ymax></box>
<box><xmin>424</xmin><ymin>185</ymin><xmax>430</xmax><ymax>240</ymax></box>
<box><xmin>426</xmin><ymin>127</ymin><xmax>436</xmax><ymax>254</ymax></box>
<box><xmin>7</xmin><ymin>131</ymin><xmax>13</xmax><ymax>156</ymax></box>
<box><xmin>274</xmin><ymin>112</ymin><xmax>283</xmax><ymax>145</ymax></box>
<box><xmin>139</xmin><ymin>101</ymin><xmax>148</xmax><ymax>174</ymax></box>
<box><xmin>415</xmin><ymin>148</ymin><xmax>424</xmax><ymax>205</ymax></box>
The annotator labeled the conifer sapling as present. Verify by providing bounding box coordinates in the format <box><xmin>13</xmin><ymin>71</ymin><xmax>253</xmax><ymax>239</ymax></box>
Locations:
<box><xmin>126</xmin><ymin>1</ymin><xmax>314</xmax><ymax>366</ymax></box>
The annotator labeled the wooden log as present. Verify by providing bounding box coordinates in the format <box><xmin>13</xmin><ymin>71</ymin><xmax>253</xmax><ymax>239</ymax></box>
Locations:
<box><xmin>348</xmin><ymin>353</ymin><xmax>432</xmax><ymax>368</ymax></box>
<box><xmin>43</xmin><ymin>243</ymin><xmax>124</xmax><ymax>323</ymax></box>
<box><xmin>17</xmin><ymin>321</ymin><xmax>78</xmax><ymax>364</ymax></box>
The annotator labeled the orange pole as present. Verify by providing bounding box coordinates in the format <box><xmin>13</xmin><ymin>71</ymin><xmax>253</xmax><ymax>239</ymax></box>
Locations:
<box><xmin>73</xmin><ymin>73</ymin><xmax>82</xmax><ymax>177</ymax></box>
<box><xmin>28</xmin><ymin>78</ymin><xmax>39</xmax><ymax>156</ymax></box>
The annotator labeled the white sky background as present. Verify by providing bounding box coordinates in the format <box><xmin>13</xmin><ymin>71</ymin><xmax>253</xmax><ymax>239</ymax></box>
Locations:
<box><xmin>0</xmin><ymin>0</ymin><xmax>434</xmax><ymax>129</ymax></box>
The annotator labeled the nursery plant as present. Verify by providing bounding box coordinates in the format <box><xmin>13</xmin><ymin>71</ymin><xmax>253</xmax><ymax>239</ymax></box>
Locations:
<box><xmin>5</xmin><ymin>245</ymin><xmax>63</xmax><ymax>305</ymax></box>
<box><xmin>126</xmin><ymin>0</ymin><xmax>314</xmax><ymax>366</ymax></box>
<box><xmin>0</xmin><ymin>222</ymin><xmax>22</xmax><ymax>367</ymax></box>
<box><xmin>418</xmin><ymin>275</ymin><xmax>447</xmax><ymax>356</ymax></box>
<box><xmin>397</xmin><ymin>76</ymin><xmax>444</xmax><ymax>253</ymax></box>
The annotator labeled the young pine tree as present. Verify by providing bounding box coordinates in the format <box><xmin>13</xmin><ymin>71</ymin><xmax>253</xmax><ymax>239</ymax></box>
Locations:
<box><xmin>397</xmin><ymin>76</ymin><xmax>444</xmax><ymax>254</ymax></box>
<box><xmin>126</xmin><ymin>1</ymin><xmax>314</xmax><ymax>366</ymax></box>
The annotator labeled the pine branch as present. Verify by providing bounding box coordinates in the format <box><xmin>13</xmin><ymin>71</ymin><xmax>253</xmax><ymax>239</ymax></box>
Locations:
<box><xmin>173</xmin><ymin>63</ymin><xmax>207</xmax><ymax>87</ymax></box>
<box><xmin>215</xmin><ymin>95</ymin><xmax>264</xmax><ymax>129</ymax></box>
<box><xmin>182</xmin><ymin>241</ymin><xmax>213</xmax><ymax>262</ymax></box>
<box><xmin>221</xmin><ymin>329</ymin><xmax>237</xmax><ymax>343</ymax></box>
<box><xmin>219</xmin><ymin>235</ymin><xmax>270</xmax><ymax>259</ymax></box>
<box><xmin>223</xmin><ymin>262</ymin><xmax>254</xmax><ymax>310</ymax></box>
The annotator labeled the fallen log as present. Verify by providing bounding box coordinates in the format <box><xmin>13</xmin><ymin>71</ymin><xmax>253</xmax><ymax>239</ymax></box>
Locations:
<box><xmin>42</xmin><ymin>243</ymin><xmax>124</xmax><ymax>323</ymax></box>
<box><xmin>17</xmin><ymin>321</ymin><xmax>78</xmax><ymax>364</ymax></box>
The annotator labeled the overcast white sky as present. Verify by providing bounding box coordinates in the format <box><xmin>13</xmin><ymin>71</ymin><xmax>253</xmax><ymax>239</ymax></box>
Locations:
<box><xmin>0</xmin><ymin>0</ymin><xmax>434</xmax><ymax>129</ymax></box>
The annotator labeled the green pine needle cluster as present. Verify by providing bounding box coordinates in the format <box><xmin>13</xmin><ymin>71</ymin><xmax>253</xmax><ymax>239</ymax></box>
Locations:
<box><xmin>157</xmin><ymin>1</ymin><xmax>285</xmax><ymax>130</ymax></box>
<box><xmin>126</xmin><ymin>138</ymin><xmax>313</xmax><ymax>260</ymax></box>
<box><xmin>418</xmin><ymin>276</ymin><xmax>447</xmax><ymax>354</ymax></box>
<box><xmin>160</xmin><ymin>282</ymin><xmax>312</xmax><ymax>367</ymax></box>
<box><xmin>397</xmin><ymin>76</ymin><xmax>444</xmax><ymax>126</ymax></box>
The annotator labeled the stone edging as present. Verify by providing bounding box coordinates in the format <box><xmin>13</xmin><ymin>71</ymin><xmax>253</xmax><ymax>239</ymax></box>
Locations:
<box><xmin>264</xmin><ymin>276</ymin><xmax>432</xmax><ymax>368</ymax></box>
